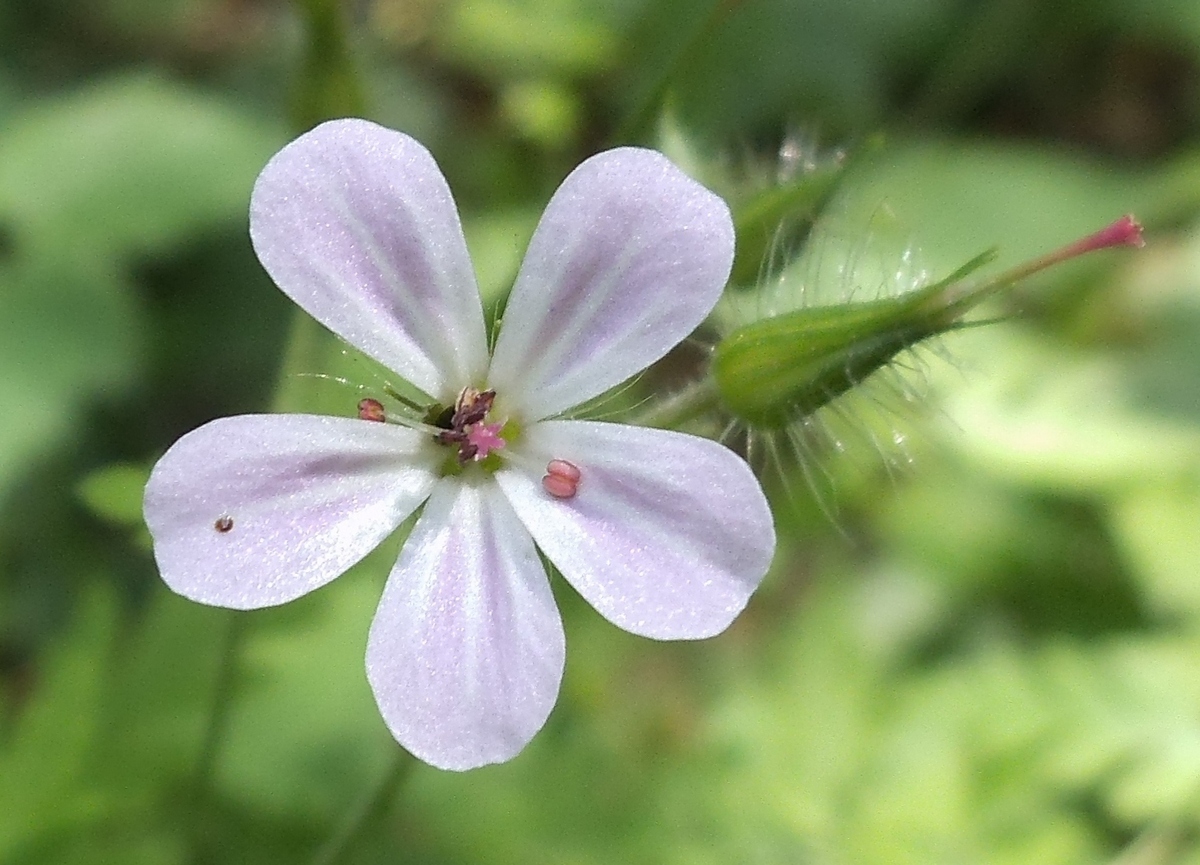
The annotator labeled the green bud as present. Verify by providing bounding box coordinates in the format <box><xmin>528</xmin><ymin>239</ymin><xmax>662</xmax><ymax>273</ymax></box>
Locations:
<box><xmin>713</xmin><ymin>251</ymin><xmax>994</xmax><ymax>427</ymax></box>
<box><xmin>713</xmin><ymin>216</ymin><xmax>1145</xmax><ymax>429</ymax></box>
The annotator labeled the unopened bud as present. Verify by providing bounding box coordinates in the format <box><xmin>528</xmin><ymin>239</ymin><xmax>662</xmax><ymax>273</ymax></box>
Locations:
<box><xmin>713</xmin><ymin>216</ymin><xmax>1144</xmax><ymax>428</ymax></box>
<box><xmin>713</xmin><ymin>284</ymin><xmax>960</xmax><ymax>428</ymax></box>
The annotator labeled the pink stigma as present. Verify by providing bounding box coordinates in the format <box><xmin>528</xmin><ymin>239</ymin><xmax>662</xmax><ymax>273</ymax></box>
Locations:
<box><xmin>465</xmin><ymin>422</ymin><xmax>506</xmax><ymax>460</ymax></box>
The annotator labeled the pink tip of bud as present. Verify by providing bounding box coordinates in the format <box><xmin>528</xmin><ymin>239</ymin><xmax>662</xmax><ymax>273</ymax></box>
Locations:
<box><xmin>465</xmin><ymin>421</ymin><xmax>506</xmax><ymax>460</ymax></box>
<box><xmin>542</xmin><ymin>459</ymin><xmax>581</xmax><ymax>499</ymax></box>
<box><xmin>358</xmin><ymin>398</ymin><xmax>386</xmax><ymax>422</ymax></box>
<box><xmin>1072</xmin><ymin>214</ymin><xmax>1145</xmax><ymax>256</ymax></box>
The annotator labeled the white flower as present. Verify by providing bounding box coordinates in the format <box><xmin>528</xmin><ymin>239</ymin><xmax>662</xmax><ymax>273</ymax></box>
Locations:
<box><xmin>143</xmin><ymin>119</ymin><xmax>776</xmax><ymax>771</ymax></box>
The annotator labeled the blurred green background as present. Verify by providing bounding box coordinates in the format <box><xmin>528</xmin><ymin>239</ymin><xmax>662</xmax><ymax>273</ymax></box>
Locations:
<box><xmin>3</xmin><ymin>0</ymin><xmax>1200</xmax><ymax>862</ymax></box>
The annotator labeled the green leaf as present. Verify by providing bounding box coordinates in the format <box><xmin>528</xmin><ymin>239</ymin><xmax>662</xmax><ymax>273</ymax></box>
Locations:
<box><xmin>0</xmin><ymin>258</ymin><xmax>141</xmax><ymax>498</ymax></box>
<box><xmin>1109</xmin><ymin>484</ymin><xmax>1200</xmax><ymax>618</ymax></box>
<box><xmin>836</xmin><ymin>141</ymin><xmax>1161</xmax><ymax>279</ymax></box>
<box><xmin>94</xmin><ymin>589</ymin><xmax>231</xmax><ymax>800</ymax></box>
<box><xmin>0</xmin><ymin>591</ymin><xmax>118</xmax><ymax>860</ymax></box>
<box><xmin>77</xmin><ymin>463</ymin><xmax>151</xmax><ymax>529</ymax></box>
<box><xmin>936</xmin><ymin>328</ymin><xmax>1200</xmax><ymax>494</ymax></box>
<box><xmin>0</xmin><ymin>73</ymin><xmax>282</xmax><ymax>260</ymax></box>
<box><xmin>669</xmin><ymin>0</ymin><xmax>959</xmax><ymax>139</ymax></box>
<box><xmin>434</xmin><ymin>0</ymin><xmax>618</xmax><ymax>79</ymax></box>
<box><xmin>1039</xmin><ymin>637</ymin><xmax>1200</xmax><ymax>825</ymax></box>
<box><xmin>0</xmin><ymin>74</ymin><xmax>282</xmax><ymax>500</ymax></box>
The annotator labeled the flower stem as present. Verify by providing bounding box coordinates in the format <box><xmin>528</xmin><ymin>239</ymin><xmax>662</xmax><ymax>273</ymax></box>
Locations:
<box><xmin>187</xmin><ymin>1</ymin><xmax>371</xmax><ymax>857</ymax></box>
<box><xmin>272</xmin><ymin>0</ymin><xmax>371</xmax><ymax>414</ymax></box>
<box><xmin>193</xmin><ymin>611</ymin><xmax>245</xmax><ymax>793</ymax></box>
<box><xmin>1107</xmin><ymin>824</ymin><xmax>1180</xmax><ymax>865</ymax></box>
<box><xmin>291</xmin><ymin>0</ymin><xmax>367</xmax><ymax>130</ymax></box>
<box><xmin>612</xmin><ymin>0</ymin><xmax>741</xmax><ymax>145</ymax></box>
<box><xmin>186</xmin><ymin>610</ymin><xmax>246</xmax><ymax>865</ymax></box>
<box><xmin>310</xmin><ymin>749</ymin><xmax>414</xmax><ymax>865</ymax></box>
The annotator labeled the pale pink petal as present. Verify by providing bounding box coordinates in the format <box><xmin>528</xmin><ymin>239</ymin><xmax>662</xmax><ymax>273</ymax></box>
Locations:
<box><xmin>366</xmin><ymin>478</ymin><xmax>565</xmax><ymax>771</ymax></box>
<box><xmin>496</xmin><ymin>420</ymin><xmax>775</xmax><ymax>639</ymax></box>
<box><xmin>143</xmin><ymin>415</ymin><xmax>439</xmax><ymax>609</ymax></box>
<box><xmin>250</xmin><ymin>118</ymin><xmax>489</xmax><ymax>401</ymax></box>
<box><xmin>487</xmin><ymin>148</ymin><xmax>734</xmax><ymax>421</ymax></box>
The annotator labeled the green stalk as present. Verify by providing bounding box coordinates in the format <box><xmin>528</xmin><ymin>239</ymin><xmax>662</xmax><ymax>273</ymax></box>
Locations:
<box><xmin>613</xmin><ymin>0</ymin><xmax>740</xmax><ymax>145</ymax></box>
<box><xmin>292</xmin><ymin>0</ymin><xmax>367</xmax><ymax>131</ymax></box>
<box><xmin>310</xmin><ymin>750</ymin><xmax>414</xmax><ymax>865</ymax></box>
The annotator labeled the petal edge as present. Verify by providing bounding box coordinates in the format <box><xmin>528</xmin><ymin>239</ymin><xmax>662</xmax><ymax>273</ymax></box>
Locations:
<box><xmin>143</xmin><ymin>414</ymin><xmax>438</xmax><ymax>609</ymax></box>
<box><xmin>366</xmin><ymin>478</ymin><xmax>565</xmax><ymax>770</ymax></box>
<box><xmin>488</xmin><ymin>148</ymin><xmax>734</xmax><ymax>420</ymax></box>
<box><xmin>497</xmin><ymin>420</ymin><xmax>775</xmax><ymax>639</ymax></box>
<box><xmin>250</xmin><ymin>119</ymin><xmax>489</xmax><ymax>400</ymax></box>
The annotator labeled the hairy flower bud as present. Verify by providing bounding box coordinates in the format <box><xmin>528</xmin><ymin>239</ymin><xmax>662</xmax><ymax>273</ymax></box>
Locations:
<box><xmin>713</xmin><ymin>216</ymin><xmax>1144</xmax><ymax>428</ymax></box>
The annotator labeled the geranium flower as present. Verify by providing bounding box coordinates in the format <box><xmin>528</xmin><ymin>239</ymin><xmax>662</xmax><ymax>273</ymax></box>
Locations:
<box><xmin>143</xmin><ymin>119</ymin><xmax>776</xmax><ymax>771</ymax></box>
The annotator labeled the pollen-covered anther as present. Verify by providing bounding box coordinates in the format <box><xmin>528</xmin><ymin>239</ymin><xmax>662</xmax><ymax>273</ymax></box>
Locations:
<box><xmin>452</xmin><ymin>387</ymin><xmax>495</xmax><ymax>428</ymax></box>
<box><xmin>542</xmin><ymin>459</ymin><xmax>581</xmax><ymax>499</ymax></box>
<box><xmin>358</xmin><ymin>398</ymin><xmax>386</xmax><ymax>422</ymax></box>
<box><xmin>434</xmin><ymin>387</ymin><xmax>507</xmax><ymax>463</ymax></box>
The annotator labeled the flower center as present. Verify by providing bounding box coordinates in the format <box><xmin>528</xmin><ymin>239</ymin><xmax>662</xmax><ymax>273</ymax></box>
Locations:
<box><xmin>433</xmin><ymin>387</ymin><xmax>508</xmax><ymax>464</ymax></box>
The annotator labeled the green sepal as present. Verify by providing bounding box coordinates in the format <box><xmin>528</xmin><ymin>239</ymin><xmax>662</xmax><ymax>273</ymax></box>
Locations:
<box><xmin>712</xmin><ymin>248</ymin><xmax>998</xmax><ymax>427</ymax></box>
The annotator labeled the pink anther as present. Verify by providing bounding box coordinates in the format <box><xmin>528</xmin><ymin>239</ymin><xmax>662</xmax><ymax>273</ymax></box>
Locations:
<box><xmin>546</xmin><ymin>459</ymin><xmax>581</xmax><ymax>482</ymax></box>
<box><xmin>358</xmin><ymin>398</ymin><xmax>386</xmax><ymax>422</ymax></box>
<box><xmin>542</xmin><ymin>459</ymin><xmax>581</xmax><ymax>499</ymax></box>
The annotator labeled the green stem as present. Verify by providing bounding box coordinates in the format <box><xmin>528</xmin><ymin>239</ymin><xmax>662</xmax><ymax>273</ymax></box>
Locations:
<box><xmin>189</xmin><ymin>0</ymin><xmax>369</xmax><ymax>849</ymax></box>
<box><xmin>292</xmin><ymin>0</ymin><xmax>367</xmax><ymax>130</ymax></box>
<box><xmin>310</xmin><ymin>749</ymin><xmax>414</xmax><ymax>865</ymax></box>
<box><xmin>1107</xmin><ymin>825</ymin><xmax>1179</xmax><ymax>865</ymax></box>
<box><xmin>273</xmin><ymin>0</ymin><xmax>372</xmax><ymax>412</ymax></box>
<box><xmin>192</xmin><ymin>613</ymin><xmax>246</xmax><ymax>792</ymax></box>
<box><xmin>612</xmin><ymin>0</ymin><xmax>739</xmax><ymax>145</ymax></box>
<box><xmin>186</xmin><ymin>611</ymin><xmax>247</xmax><ymax>865</ymax></box>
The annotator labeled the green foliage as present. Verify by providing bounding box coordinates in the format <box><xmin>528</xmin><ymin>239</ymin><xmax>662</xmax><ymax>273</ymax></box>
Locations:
<box><xmin>0</xmin><ymin>75</ymin><xmax>281</xmax><ymax>258</ymax></box>
<box><xmin>0</xmin><ymin>74</ymin><xmax>281</xmax><ymax>500</ymax></box>
<box><xmin>77</xmin><ymin>463</ymin><xmax>151</xmax><ymax>531</ymax></box>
